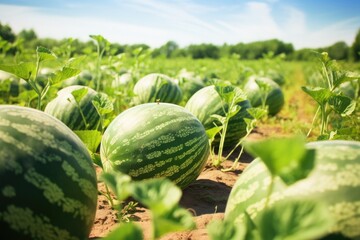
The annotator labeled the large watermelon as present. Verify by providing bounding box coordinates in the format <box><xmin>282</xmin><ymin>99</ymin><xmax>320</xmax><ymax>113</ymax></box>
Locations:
<box><xmin>244</xmin><ymin>76</ymin><xmax>284</xmax><ymax>116</ymax></box>
<box><xmin>132</xmin><ymin>73</ymin><xmax>182</xmax><ymax>105</ymax></box>
<box><xmin>225</xmin><ymin>140</ymin><xmax>360</xmax><ymax>239</ymax></box>
<box><xmin>100</xmin><ymin>102</ymin><xmax>209</xmax><ymax>189</ymax></box>
<box><xmin>0</xmin><ymin>105</ymin><xmax>98</xmax><ymax>240</ymax></box>
<box><xmin>44</xmin><ymin>85</ymin><xmax>100</xmax><ymax>130</ymax></box>
<box><xmin>185</xmin><ymin>85</ymin><xmax>252</xmax><ymax>148</ymax></box>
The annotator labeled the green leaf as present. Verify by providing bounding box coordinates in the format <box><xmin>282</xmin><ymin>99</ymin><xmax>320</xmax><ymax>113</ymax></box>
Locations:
<box><xmin>100</xmin><ymin>171</ymin><xmax>132</xmax><ymax>202</ymax></box>
<box><xmin>247</xmin><ymin>107</ymin><xmax>267</xmax><ymax>120</ymax></box>
<box><xmin>255</xmin><ymin>78</ymin><xmax>271</xmax><ymax>92</ymax></box>
<box><xmin>70</xmin><ymin>87</ymin><xmax>88</xmax><ymax>103</ymax></box>
<box><xmin>102</xmin><ymin>222</ymin><xmax>143</xmax><ymax>240</ymax></box>
<box><xmin>64</xmin><ymin>56</ymin><xmax>87</xmax><ymax>68</ymax></box>
<box><xmin>256</xmin><ymin>198</ymin><xmax>333</xmax><ymax>240</ymax></box>
<box><xmin>328</xmin><ymin>95</ymin><xmax>356</xmax><ymax>116</ymax></box>
<box><xmin>333</xmin><ymin>70</ymin><xmax>360</xmax><ymax>89</ymax></box>
<box><xmin>131</xmin><ymin>178</ymin><xmax>182</xmax><ymax>215</ymax></box>
<box><xmin>92</xmin><ymin>92</ymin><xmax>114</xmax><ymax>115</ymax></box>
<box><xmin>243</xmin><ymin>135</ymin><xmax>315</xmax><ymax>185</ymax></box>
<box><xmin>90</xmin><ymin>34</ymin><xmax>111</xmax><ymax>49</ymax></box>
<box><xmin>228</xmin><ymin>105</ymin><xmax>241</xmax><ymax>118</ymax></box>
<box><xmin>73</xmin><ymin>130</ymin><xmax>102</xmax><ymax>153</ymax></box>
<box><xmin>0</xmin><ymin>62</ymin><xmax>36</xmax><ymax>81</ymax></box>
<box><xmin>36</xmin><ymin>46</ymin><xmax>57</xmax><ymax>62</ymax></box>
<box><xmin>210</xmin><ymin>114</ymin><xmax>226</xmax><ymax>125</ymax></box>
<box><xmin>152</xmin><ymin>206</ymin><xmax>195</xmax><ymax>239</ymax></box>
<box><xmin>206</xmin><ymin>126</ymin><xmax>223</xmax><ymax>141</ymax></box>
<box><xmin>301</xmin><ymin>86</ymin><xmax>333</xmax><ymax>105</ymax></box>
<box><xmin>49</xmin><ymin>67</ymin><xmax>81</xmax><ymax>84</ymax></box>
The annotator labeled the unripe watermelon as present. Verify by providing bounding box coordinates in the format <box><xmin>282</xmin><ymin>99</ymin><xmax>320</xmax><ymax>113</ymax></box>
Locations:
<box><xmin>0</xmin><ymin>105</ymin><xmax>98</xmax><ymax>240</ymax></box>
<box><xmin>44</xmin><ymin>85</ymin><xmax>100</xmax><ymax>130</ymax></box>
<box><xmin>132</xmin><ymin>73</ymin><xmax>182</xmax><ymax>105</ymax></box>
<box><xmin>225</xmin><ymin>140</ymin><xmax>360</xmax><ymax>239</ymax></box>
<box><xmin>185</xmin><ymin>85</ymin><xmax>252</xmax><ymax>148</ymax></box>
<box><xmin>244</xmin><ymin>76</ymin><xmax>284</xmax><ymax>116</ymax></box>
<box><xmin>100</xmin><ymin>103</ymin><xmax>209</xmax><ymax>189</ymax></box>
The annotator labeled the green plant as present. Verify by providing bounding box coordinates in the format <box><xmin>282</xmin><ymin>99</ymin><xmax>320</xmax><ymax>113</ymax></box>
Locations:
<box><xmin>0</xmin><ymin>105</ymin><xmax>98</xmax><ymax>240</ymax></box>
<box><xmin>101</xmin><ymin>172</ymin><xmax>195</xmax><ymax>240</ymax></box>
<box><xmin>303</xmin><ymin>52</ymin><xmax>359</xmax><ymax>139</ymax></box>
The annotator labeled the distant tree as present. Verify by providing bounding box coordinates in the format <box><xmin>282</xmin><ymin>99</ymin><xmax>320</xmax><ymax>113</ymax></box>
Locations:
<box><xmin>152</xmin><ymin>41</ymin><xmax>179</xmax><ymax>58</ymax></box>
<box><xmin>188</xmin><ymin>43</ymin><xmax>220</xmax><ymax>59</ymax></box>
<box><xmin>351</xmin><ymin>29</ymin><xmax>360</xmax><ymax>61</ymax></box>
<box><xmin>327</xmin><ymin>41</ymin><xmax>349</xmax><ymax>60</ymax></box>
<box><xmin>18</xmin><ymin>29</ymin><xmax>37</xmax><ymax>42</ymax></box>
<box><xmin>0</xmin><ymin>22</ymin><xmax>16</xmax><ymax>42</ymax></box>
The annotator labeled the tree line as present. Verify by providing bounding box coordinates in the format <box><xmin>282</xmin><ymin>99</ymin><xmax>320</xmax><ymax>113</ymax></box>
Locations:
<box><xmin>1</xmin><ymin>22</ymin><xmax>360</xmax><ymax>61</ymax></box>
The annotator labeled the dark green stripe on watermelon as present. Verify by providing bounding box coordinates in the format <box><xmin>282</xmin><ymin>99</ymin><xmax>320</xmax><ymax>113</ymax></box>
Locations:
<box><xmin>225</xmin><ymin>140</ymin><xmax>360</xmax><ymax>239</ymax></box>
<box><xmin>0</xmin><ymin>106</ymin><xmax>97</xmax><ymax>240</ymax></box>
<box><xmin>100</xmin><ymin>102</ymin><xmax>209</xmax><ymax>189</ymax></box>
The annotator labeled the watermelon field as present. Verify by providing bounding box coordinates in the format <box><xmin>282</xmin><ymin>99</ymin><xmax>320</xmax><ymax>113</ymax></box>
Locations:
<box><xmin>0</xmin><ymin>35</ymin><xmax>360</xmax><ymax>240</ymax></box>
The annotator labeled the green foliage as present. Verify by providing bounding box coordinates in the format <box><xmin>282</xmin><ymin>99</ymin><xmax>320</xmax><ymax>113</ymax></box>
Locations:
<box><xmin>101</xmin><ymin>172</ymin><xmax>195</xmax><ymax>240</ymax></box>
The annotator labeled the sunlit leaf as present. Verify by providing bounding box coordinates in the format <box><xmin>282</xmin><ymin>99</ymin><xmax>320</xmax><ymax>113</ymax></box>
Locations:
<box><xmin>36</xmin><ymin>46</ymin><xmax>57</xmax><ymax>62</ymax></box>
<box><xmin>243</xmin><ymin>135</ymin><xmax>315</xmax><ymax>185</ymax></box>
<box><xmin>301</xmin><ymin>86</ymin><xmax>333</xmax><ymax>105</ymax></box>
<box><xmin>256</xmin><ymin>198</ymin><xmax>333</xmax><ymax>240</ymax></box>
<box><xmin>100</xmin><ymin>172</ymin><xmax>132</xmax><ymax>202</ymax></box>
<box><xmin>206</xmin><ymin>126</ymin><xmax>223</xmax><ymax>140</ymax></box>
<box><xmin>73</xmin><ymin>130</ymin><xmax>102</xmax><ymax>153</ymax></box>
<box><xmin>131</xmin><ymin>178</ymin><xmax>182</xmax><ymax>215</ymax></box>
<box><xmin>333</xmin><ymin>70</ymin><xmax>360</xmax><ymax>89</ymax></box>
<box><xmin>328</xmin><ymin>95</ymin><xmax>356</xmax><ymax>116</ymax></box>
<box><xmin>247</xmin><ymin>107</ymin><xmax>267</xmax><ymax>120</ymax></box>
<box><xmin>49</xmin><ymin>67</ymin><xmax>81</xmax><ymax>84</ymax></box>
<box><xmin>92</xmin><ymin>92</ymin><xmax>114</xmax><ymax>115</ymax></box>
<box><xmin>152</xmin><ymin>206</ymin><xmax>195</xmax><ymax>239</ymax></box>
<box><xmin>70</xmin><ymin>87</ymin><xmax>88</xmax><ymax>103</ymax></box>
<box><xmin>0</xmin><ymin>62</ymin><xmax>36</xmax><ymax>81</ymax></box>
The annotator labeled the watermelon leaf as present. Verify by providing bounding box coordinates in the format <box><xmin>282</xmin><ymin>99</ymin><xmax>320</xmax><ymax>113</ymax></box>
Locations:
<box><xmin>102</xmin><ymin>222</ymin><xmax>143</xmax><ymax>240</ymax></box>
<box><xmin>36</xmin><ymin>46</ymin><xmax>57</xmax><ymax>62</ymax></box>
<box><xmin>0</xmin><ymin>62</ymin><xmax>36</xmax><ymax>81</ymax></box>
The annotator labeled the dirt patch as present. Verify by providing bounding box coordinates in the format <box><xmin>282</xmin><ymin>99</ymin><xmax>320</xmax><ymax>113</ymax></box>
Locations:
<box><xmin>89</xmin><ymin>158</ymin><xmax>249</xmax><ymax>240</ymax></box>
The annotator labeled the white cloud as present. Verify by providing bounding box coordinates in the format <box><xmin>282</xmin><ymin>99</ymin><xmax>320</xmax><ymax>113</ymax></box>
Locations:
<box><xmin>0</xmin><ymin>1</ymin><xmax>359</xmax><ymax>49</ymax></box>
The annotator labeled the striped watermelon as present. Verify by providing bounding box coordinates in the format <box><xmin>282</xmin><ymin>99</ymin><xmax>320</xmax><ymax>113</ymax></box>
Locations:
<box><xmin>185</xmin><ymin>85</ymin><xmax>252</xmax><ymax>148</ymax></box>
<box><xmin>0</xmin><ymin>105</ymin><xmax>98</xmax><ymax>240</ymax></box>
<box><xmin>225</xmin><ymin>140</ymin><xmax>360</xmax><ymax>239</ymax></box>
<box><xmin>244</xmin><ymin>76</ymin><xmax>284</xmax><ymax>116</ymax></box>
<box><xmin>44</xmin><ymin>85</ymin><xmax>100</xmax><ymax>130</ymax></box>
<box><xmin>100</xmin><ymin>102</ymin><xmax>209</xmax><ymax>189</ymax></box>
<box><xmin>132</xmin><ymin>73</ymin><xmax>182</xmax><ymax>105</ymax></box>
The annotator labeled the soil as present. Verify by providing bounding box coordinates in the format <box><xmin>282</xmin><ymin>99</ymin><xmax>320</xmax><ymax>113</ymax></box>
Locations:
<box><xmin>88</xmin><ymin>126</ymin><xmax>286</xmax><ymax>240</ymax></box>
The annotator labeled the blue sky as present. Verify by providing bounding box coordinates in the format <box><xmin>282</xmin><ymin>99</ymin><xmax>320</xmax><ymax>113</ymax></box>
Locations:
<box><xmin>0</xmin><ymin>0</ymin><xmax>359</xmax><ymax>49</ymax></box>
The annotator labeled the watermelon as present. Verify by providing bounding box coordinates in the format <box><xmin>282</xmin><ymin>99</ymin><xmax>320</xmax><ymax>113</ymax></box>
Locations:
<box><xmin>0</xmin><ymin>105</ymin><xmax>98</xmax><ymax>240</ymax></box>
<box><xmin>132</xmin><ymin>73</ymin><xmax>182</xmax><ymax>105</ymax></box>
<box><xmin>44</xmin><ymin>85</ymin><xmax>100</xmax><ymax>131</ymax></box>
<box><xmin>225</xmin><ymin>140</ymin><xmax>360</xmax><ymax>239</ymax></box>
<box><xmin>100</xmin><ymin>102</ymin><xmax>209</xmax><ymax>189</ymax></box>
<box><xmin>185</xmin><ymin>85</ymin><xmax>252</xmax><ymax>148</ymax></box>
<box><xmin>176</xmin><ymin>69</ymin><xmax>205</xmax><ymax>102</ymax></box>
<box><xmin>244</xmin><ymin>76</ymin><xmax>284</xmax><ymax>116</ymax></box>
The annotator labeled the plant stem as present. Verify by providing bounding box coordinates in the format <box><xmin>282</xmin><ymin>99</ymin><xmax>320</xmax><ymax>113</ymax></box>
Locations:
<box><xmin>307</xmin><ymin>106</ymin><xmax>320</xmax><ymax>137</ymax></box>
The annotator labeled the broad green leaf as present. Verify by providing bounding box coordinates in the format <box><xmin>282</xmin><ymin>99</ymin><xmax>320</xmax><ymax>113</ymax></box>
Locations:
<box><xmin>0</xmin><ymin>62</ymin><xmax>36</xmax><ymax>81</ymax></box>
<box><xmin>36</xmin><ymin>46</ymin><xmax>57</xmax><ymax>62</ymax></box>
<box><xmin>328</xmin><ymin>95</ymin><xmax>356</xmax><ymax>116</ymax></box>
<box><xmin>64</xmin><ymin>56</ymin><xmax>87</xmax><ymax>68</ymax></box>
<box><xmin>206</xmin><ymin>126</ymin><xmax>223</xmax><ymax>140</ymax></box>
<box><xmin>90</xmin><ymin>34</ymin><xmax>110</xmax><ymax>49</ymax></box>
<box><xmin>100</xmin><ymin>172</ymin><xmax>132</xmax><ymax>201</ymax></box>
<box><xmin>152</xmin><ymin>206</ymin><xmax>195</xmax><ymax>239</ymax></box>
<box><xmin>92</xmin><ymin>92</ymin><xmax>114</xmax><ymax>115</ymax></box>
<box><xmin>333</xmin><ymin>70</ymin><xmax>360</xmax><ymax>89</ymax></box>
<box><xmin>247</xmin><ymin>107</ymin><xmax>267</xmax><ymax>120</ymax></box>
<box><xmin>243</xmin><ymin>135</ymin><xmax>315</xmax><ymax>185</ymax></box>
<box><xmin>102</xmin><ymin>222</ymin><xmax>143</xmax><ymax>240</ymax></box>
<box><xmin>210</xmin><ymin>114</ymin><xmax>226</xmax><ymax>124</ymax></box>
<box><xmin>256</xmin><ymin>198</ymin><xmax>333</xmax><ymax>240</ymax></box>
<box><xmin>301</xmin><ymin>86</ymin><xmax>332</xmax><ymax>105</ymax></box>
<box><xmin>70</xmin><ymin>87</ymin><xmax>88</xmax><ymax>103</ymax></box>
<box><xmin>228</xmin><ymin>105</ymin><xmax>241</xmax><ymax>119</ymax></box>
<box><xmin>73</xmin><ymin>130</ymin><xmax>102</xmax><ymax>153</ymax></box>
<box><xmin>49</xmin><ymin>67</ymin><xmax>81</xmax><ymax>84</ymax></box>
<box><xmin>131</xmin><ymin>178</ymin><xmax>182</xmax><ymax>215</ymax></box>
